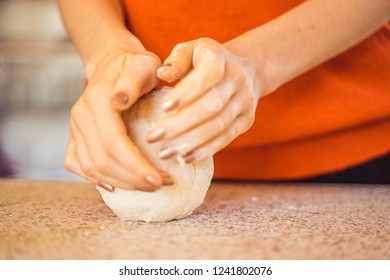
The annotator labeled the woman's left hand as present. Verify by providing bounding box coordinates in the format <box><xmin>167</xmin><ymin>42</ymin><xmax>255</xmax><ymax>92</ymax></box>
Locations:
<box><xmin>147</xmin><ymin>38</ymin><xmax>263</xmax><ymax>163</ymax></box>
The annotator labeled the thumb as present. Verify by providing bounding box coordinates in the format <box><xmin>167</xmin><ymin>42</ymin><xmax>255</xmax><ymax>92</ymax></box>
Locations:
<box><xmin>112</xmin><ymin>54</ymin><xmax>161</xmax><ymax>111</ymax></box>
<box><xmin>157</xmin><ymin>41</ymin><xmax>195</xmax><ymax>83</ymax></box>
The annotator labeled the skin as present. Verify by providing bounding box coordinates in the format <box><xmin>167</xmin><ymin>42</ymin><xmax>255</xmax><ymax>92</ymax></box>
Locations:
<box><xmin>59</xmin><ymin>0</ymin><xmax>163</xmax><ymax>191</ymax></box>
<box><xmin>58</xmin><ymin>0</ymin><xmax>390</xmax><ymax>191</ymax></box>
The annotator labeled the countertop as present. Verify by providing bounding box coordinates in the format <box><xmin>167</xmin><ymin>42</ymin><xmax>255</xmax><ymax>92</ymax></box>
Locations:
<box><xmin>0</xmin><ymin>179</ymin><xmax>389</xmax><ymax>259</ymax></box>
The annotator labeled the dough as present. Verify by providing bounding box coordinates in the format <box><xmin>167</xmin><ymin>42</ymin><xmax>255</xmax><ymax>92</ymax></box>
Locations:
<box><xmin>97</xmin><ymin>87</ymin><xmax>214</xmax><ymax>222</ymax></box>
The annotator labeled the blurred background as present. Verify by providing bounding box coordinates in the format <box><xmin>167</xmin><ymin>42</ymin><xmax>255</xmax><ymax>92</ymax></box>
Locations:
<box><xmin>0</xmin><ymin>0</ymin><xmax>84</xmax><ymax>179</ymax></box>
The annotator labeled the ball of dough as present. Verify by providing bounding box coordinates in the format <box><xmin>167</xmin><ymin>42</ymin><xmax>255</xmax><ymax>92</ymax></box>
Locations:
<box><xmin>97</xmin><ymin>87</ymin><xmax>214</xmax><ymax>222</ymax></box>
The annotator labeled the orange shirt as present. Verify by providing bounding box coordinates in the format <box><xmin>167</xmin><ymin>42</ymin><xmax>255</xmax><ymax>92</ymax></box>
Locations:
<box><xmin>123</xmin><ymin>0</ymin><xmax>390</xmax><ymax>180</ymax></box>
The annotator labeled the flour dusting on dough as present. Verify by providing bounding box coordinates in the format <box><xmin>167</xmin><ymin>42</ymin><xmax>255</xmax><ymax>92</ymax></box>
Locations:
<box><xmin>97</xmin><ymin>87</ymin><xmax>214</xmax><ymax>222</ymax></box>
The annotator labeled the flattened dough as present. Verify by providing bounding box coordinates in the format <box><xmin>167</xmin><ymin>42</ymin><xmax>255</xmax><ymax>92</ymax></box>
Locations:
<box><xmin>97</xmin><ymin>87</ymin><xmax>214</xmax><ymax>222</ymax></box>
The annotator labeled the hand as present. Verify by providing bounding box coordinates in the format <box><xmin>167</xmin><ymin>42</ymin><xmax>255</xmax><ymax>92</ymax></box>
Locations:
<box><xmin>147</xmin><ymin>38</ymin><xmax>263</xmax><ymax>163</ymax></box>
<box><xmin>64</xmin><ymin>48</ymin><xmax>164</xmax><ymax>191</ymax></box>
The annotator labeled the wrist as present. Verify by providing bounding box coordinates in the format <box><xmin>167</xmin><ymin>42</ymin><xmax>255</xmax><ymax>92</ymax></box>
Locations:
<box><xmin>224</xmin><ymin>32</ymin><xmax>283</xmax><ymax>97</ymax></box>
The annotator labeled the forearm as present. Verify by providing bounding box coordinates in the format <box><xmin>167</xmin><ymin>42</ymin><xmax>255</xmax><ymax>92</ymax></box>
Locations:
<box><xmin>58</xmin><ymin>0</ymin><xmax>145</xmax><ymax>78</ymax></box>
<box><xmin>226</xmin><ymin>0</ymin><xmax>390</xmax><ymax>94</ymax></box>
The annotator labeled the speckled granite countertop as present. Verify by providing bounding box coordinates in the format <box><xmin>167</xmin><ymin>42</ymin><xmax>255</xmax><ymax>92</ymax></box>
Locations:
<box><xmin>0</xmin><ymin>179</ymin><xmax>389</xmax><ymax>259</ymax></box>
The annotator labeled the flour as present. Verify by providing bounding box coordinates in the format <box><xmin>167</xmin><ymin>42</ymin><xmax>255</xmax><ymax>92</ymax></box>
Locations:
<box><xmin>97</xmin><ymin>87</ymin><xmax>214</xmax><ymax>222</ymax></box>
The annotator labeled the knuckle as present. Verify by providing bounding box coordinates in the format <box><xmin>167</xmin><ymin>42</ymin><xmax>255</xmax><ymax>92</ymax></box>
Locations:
<box><xmin>196</xmin><ymin>37</ymin><xmax>221</xmax><ymax>50</ymax></box>
<box><xmin>197</xmin><ymin>147</ymin><xmax>213</xmax><ymax>160</ymax></box>
<box><xmin>94</xmin><ymin>157</ymin><xmax>109</xmax><ymax>174</ymax></box>
<box><xmin>240</xmin><ymin>113</ymin><xmax>255</xmax><ymax>132</ymax></box>
<box><xmin>79</xmin><ymin>162</ymin><xmax>96</xmax><ymax>178</ymax></box>
<box><xmin>239</xmin><ymin>91</ymin><xmax>255</xmax><ymax>111</ymax></box>
<box><xmin>196</xmin><ymin>37</ymin><xmax>213</xmax><ymax>46</ymax></box>
<box><xmin>198</xmin><ymin>38</ymin><xmax>224</xmax><ymax>56</ymax></box>
<box><xmin>216</xmin><ymin>116</ymin><xmax>228</xmax><ymax>131</ymax></box>
<box><xmin>70</xmin><ymin>103</ymin><xmax>81</xmax><ymax>120</ymax></box>
<box><xmin>63</xmin><ymin>157</ymin><xmax>75</xmax><ymax>172</ymax></box>
<box><xmin>84</xmin><ymin>83</ymin><xmax>100</xmax><ymax>96</ymax></box>
<box><xmin>101</xmin><ymin>137</ymin><xmax>116</xmax><ymax>153</ymax></box>
<box><xmin>194</xmin><ymin>38</ymin><xmax>223</xmax><ymax>63</ymax></box>
<box><xmin>230</xmin><ymin>100</ymin><xmax>242</xmax><ymax>116</ymax></box>
<box><xmin>83</xmin><ymin>85</ymin><xmax>103</xmax><ymax>107</ymax></box>
<box><xmin>136</xmin><ymin>53</ymin><xmax>161</xmax><ymax>68</ymax></box>
<box><xmin>246</xmin><ymin>113</ymin><xmax>255</xmax><ymax>127</ymax></box>
<box><xmin>204</xmin><ymin>91</ymin><xmax>225</xmax><ymax>113</ymax></box>
<box><xmin>230</xmin><ymin>115</ymin><xmax>249</xmax><ymax>137</ymax></box>
<box><xmin>228</xmin><ymin>125</ymin><xmax>238</xmax><ymax>138</ymax></box>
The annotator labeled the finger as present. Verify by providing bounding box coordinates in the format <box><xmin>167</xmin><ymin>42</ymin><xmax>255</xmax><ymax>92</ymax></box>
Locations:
<box><xmin>159</xmin><ymin>91</ymin><xmax>252</xmax><ymax>159</ymax></box>
<box><xmin>113</xmin><ymin>54</ymin><xmax>161</xmax><ymax>111</ymax></box>
<box><xmin>71</xmin><ymin>117</ymin><xmax>156</xmax><ymax>191</ymax></box>
<box><xmin>82</xmin><ymin>82</ymin><xmax>162</xmax><ymax>185</ymax></box>
<box><xmin>157</xmin><ymin>42</ymin><xmax>195</xmax><ymax>83</ymax></box>
<box><xmin>182</xmin><ymin>114</ymin><xmax>254</xmax><ymax>163</ymax></box>
<box><xmin>160</xmin><ymin>48</ymin><xmax>225</xmax><ymax>112</ymax></box>
<box><xmin>149</xmin><ymin>77</ymin><xmax>240</xmax><ymax>142</ymax></box>
<box><xmin>71</xmin><ymin>99</ymin><xmax>161</xmax><ymax>190</ymax></box>
<box><xmin>66</xmin><ymin>134</ymin><xmax>118</xmax><ymax>191</ymax></box>
<box><xmin>64</xmin><ymin>132</ymin><xmax>90</xmax><ymax>182</ymax></box>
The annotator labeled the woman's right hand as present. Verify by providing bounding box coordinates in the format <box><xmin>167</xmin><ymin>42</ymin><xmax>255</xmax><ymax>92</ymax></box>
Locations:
<box><xmin>64</xmin><ymin>47</ymin><xmax>164</xmax><ymax>191</ymax></box>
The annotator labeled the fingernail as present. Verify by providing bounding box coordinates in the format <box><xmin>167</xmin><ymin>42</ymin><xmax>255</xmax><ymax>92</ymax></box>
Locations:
<box><xmin>159</xmin><ymin>148</ymin><xmax>177</xmax><ymax>160</ymax></box>
<box><xmin>157</xmin><ymin>63</ymin><xmax>174</xmax><ymax>76</ymax></box>
<box><xmin>162</xmin><ymin>98</ymin><xmax>179</xmax><ymax>111</ymax></box>
<box><xmin>112</xmin><ymin>92</ymin><xmax>130</xmax><ymax>111</ymax></box>
<box><xmin>146</xmin><ymin>127</ymin><xmax>165</xmax><ymax>143</ymax></box>
<box><xmin>162</xmin><ymin>176</ymin><xmax>174</xmax><ymax>186</ymax></box>
<box><xmin>97</xmin><ymin>182</ymin><xmax>115</xmax><ymax>192</ymax></box>
<box><xmin>184</xmin><ymin>152</ymin><xmax>198</xmax><ymax>164</ymax></box>
<box><xmin>158</xmin><ymin>170</ymin><xmax>174</xmax><ymax>186</ymax></box>
<box><xmin>144</xmin><ymin>175</ymin><xmax>161</xmax><ymax>189</ymax></box>
<box><xmin>136</xmin><ymin>185</ymin><xmax>157</xmax><ymax>192</ymax></box>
